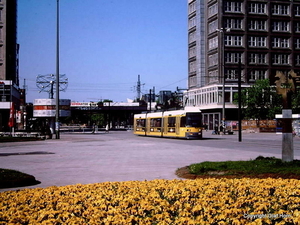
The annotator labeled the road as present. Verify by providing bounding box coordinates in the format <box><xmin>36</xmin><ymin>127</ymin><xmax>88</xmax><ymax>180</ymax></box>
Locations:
<box><xmin>1</xmin><ymin>130</ymin><xmax>299</xmax><ymax>192</ymax></box>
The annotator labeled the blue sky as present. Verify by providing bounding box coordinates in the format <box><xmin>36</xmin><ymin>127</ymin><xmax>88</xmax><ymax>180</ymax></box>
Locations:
<box><xmin>18</xmin><ymin>0</ymin><xmax>188</xmax><ymax>103</ymax></box>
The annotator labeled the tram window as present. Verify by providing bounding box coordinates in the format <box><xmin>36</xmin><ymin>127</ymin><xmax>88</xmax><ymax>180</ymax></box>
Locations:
<box><xmin>136</xmin><ymin>119</ymin><xmax>145</xmax><ymax>127</ymax></box>
<box><xmin>150</xmin><ymin>118</ymin><xmax>161</xmax><ymax>127</ymax></box>
<box><xmin>168</xmin><ymin>117</ymin><xmax>176</xmax><ymax>127</ymax></box>
<box><xmin>186</xmin><ymin>113</ymin><xmax>202</xmax><ymax>127</ymax></box>
<box><xmin>180</xmin><ymin>117</ymin><xmax>186</xmax><ymax>127</ymax></box>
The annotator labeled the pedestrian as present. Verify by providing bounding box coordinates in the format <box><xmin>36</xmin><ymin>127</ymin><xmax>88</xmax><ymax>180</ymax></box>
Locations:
<box><xmin>92</xmin><ymin>123</ymin><xmax>95</xmax><ymax>134</ymax></box>
<box><xmin>214</xmin><ymin>124</ymin><xmax>219</xmax><ymax>135</ymax></box>
<box><xmin>105</xmin><ymin>124</ymin><xmax>109</xmax><ymax>133</ymax></box>
<box><xmin>219</xmin><ymin>124</ymin><xmax>224</xmax><ymax>134</ymax></box>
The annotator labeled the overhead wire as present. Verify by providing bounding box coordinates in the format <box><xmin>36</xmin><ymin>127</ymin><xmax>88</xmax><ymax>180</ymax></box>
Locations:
<box><xmin>19</xmin><ymin>76</ymin><xmax>188</xmax><ymax>99</ymax></box>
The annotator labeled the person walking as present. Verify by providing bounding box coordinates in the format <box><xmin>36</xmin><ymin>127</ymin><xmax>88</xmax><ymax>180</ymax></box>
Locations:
<box><xmin>105</xmin><ymin>124</ymin><xmax>109</xmax><ymax>133</ymax></box>
<box><xmin>219</xmin><ymin>124</ymin><xmax>224</xmax><ymax>135</ymax></box>
<box><xmin>92</xmin><ymin>123</ymin><xmax>95</xmax><ymax>134</ymax></box>
<box><xmin>214</xmin><ymin>124</ymin><xmax>219</xmax><ymax>135</ymax></box>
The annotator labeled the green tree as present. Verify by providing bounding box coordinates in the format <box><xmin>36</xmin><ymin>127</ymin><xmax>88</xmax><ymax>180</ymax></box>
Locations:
<box><xmin>91</xmin><ymin>114</ymin><xmax>105</xmax><ymax>126</ymax></box>
<box><xmin>234</xmin><ymin>79</ymin><xmax>282</xmax><ymax>120</ymax></box>
<box><xmin>292</xmin><ymin>88</ymin><xmax>300</xmax><ymax>114</ymax></box>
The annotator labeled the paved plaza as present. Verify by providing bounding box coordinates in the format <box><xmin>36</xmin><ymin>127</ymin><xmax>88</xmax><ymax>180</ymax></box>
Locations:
<box><xmin>1</xmin><ymin>130</ymin><xmax>300</xmax><ymax>192</ymax></box>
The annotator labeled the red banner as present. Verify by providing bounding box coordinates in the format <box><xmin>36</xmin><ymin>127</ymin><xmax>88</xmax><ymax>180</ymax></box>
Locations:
<box><xmin>8</xmin><ymin>103</ymin><xmax>15</xmax><ymax>127</ymax></box>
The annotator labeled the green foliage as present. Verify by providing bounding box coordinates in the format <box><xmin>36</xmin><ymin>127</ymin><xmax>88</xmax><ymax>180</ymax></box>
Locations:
<box><xmin>233</xmin><ymin>79</ymin><xmax>282</xmax><ymax>120</ymax></box>
<box><xmin>189</xmin><ymin>156</ymin><xmax>300</xmax><ymax>176</ymax></box>
<box><xmin>292</xmin><ymin>88</ymin><xmax>300</xmax><ymax>114</ymax></box>
<box><xmin>91</xmin><ymin>114</ymin><xmax>105</xmax><ymax>126</ymax></box>
<box><xmin>156</xmin><ymin>92</ymin><xmax>183</xmax><ymax>110</ymax></box>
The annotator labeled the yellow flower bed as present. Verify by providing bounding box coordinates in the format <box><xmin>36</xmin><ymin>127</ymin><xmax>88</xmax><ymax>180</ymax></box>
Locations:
<box><xmin>1</xmin><ymin>178</ymin><xmax>300</xmax><ymax>224</ymax></box>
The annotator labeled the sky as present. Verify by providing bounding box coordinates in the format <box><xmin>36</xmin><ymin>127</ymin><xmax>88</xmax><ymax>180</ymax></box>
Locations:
<box><xmin>18</xmin><ymin>0</ymin><xmax>188</xmax><ymax>103</ymax></box>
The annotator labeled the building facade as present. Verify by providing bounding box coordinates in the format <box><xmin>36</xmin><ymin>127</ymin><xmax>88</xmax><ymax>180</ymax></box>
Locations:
<box><xmin>0</xmin><ymin>0</ymin><xmax>21</xmax><ymax>131</ymax></box>
<box><xmin>186</xmin><ymin>0</ymin><xmax>300</xmax><ymax>129</ymax></box>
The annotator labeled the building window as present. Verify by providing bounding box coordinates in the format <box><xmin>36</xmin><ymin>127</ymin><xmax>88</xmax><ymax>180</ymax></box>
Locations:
<box><xmin>208</xmin><ymin>20</ymin><xmax>218</xmax><ymax>34</ymax></box>
<box><xmin>188</xmin><ymin>1</ymin><xmax>196</xmax><ymax>14</ymax></box>
<box><xmin>208</xmin><ymin>70</ymin><xmax>218</xmax><ymax>83</ymax></box>
<box><xmin>272</xmin><ymin>21</ymin><xmax>290</xmax><ymax>32</ymax></box>
<box><xmin>189</xmin><ymin>46</ymin><xmax>197</xmax><ymax>58</ymax></box>
<box><xmin>189</xmin><ymin>60</ymin><xmax>197</xmax><ymax>73</ymax></box>
<box><xmin>225</xmin><ymin>69</ymin><xmax>238</xmax><ymax>80</ymax></box>
<box><xmin>272</xmin><ymin>37</ymin><xmax>290</xmax><ymax>48</ymax></box>
<box><xmin>249</xmin><ymin>53</ymin><xmax>267</xmax><ymax>64</ymax></box>
<box><xmin>189</xmin><ymin>75</ymin><xmax>197</xmax><ymax>87</ymax></box>
<box><xmin>225</xmin><ymin>52</ymin><xmax>242</xmax><ymax>63</ymax></box>
<box><xmin>224</xmin><ymin>1</ymin><xmax>242</xmax><ymax>13</ymax></box>
<box><xmin>248</xmin><ymin>36</ymin><xmax>267</xmax><ymax>47</ymax></box>
<box><xmin>272</xmin><ymin>54</ymin><xmax>290</xmax><ymax>65</ymax></box>
<box><xmin>272</xmin><ymin>4</ymin><xmax>290</xmax><ymax>16</ymax></box>
<box><xmin>249</xmin><ymin>3</ymin><xmax>267</xmax><ymax>14</ymax></box>
<box><xmin>295</xmin><ymin>39</ymin><xmax>300</xmax><ymax>49</ymax></box>
<box><xmin>208</xmin><ymin>53</ymin><xmax>218</xmax><ymax>67</ymax></box>
<box><xmin>208</xmin><ymin>3</ymin><xmax>218</xmax><ymax>18</ymax></box>
<box><xmin>295</xmin><ymin>5</ymin><xmax>300</xmax><ymax>16</ymax></box>
<box><xmin>249</xmin><ymin>70</ymin><xmax>267</xmax><ymax>81</ymax></box>
<box><xmin>225</xmin><ymin>35</ymin><xmax>243</xmax><ymax>46</ymax></box>
<box><xmin>208</xmin><ymin>36</ymin><xmax>218</xmax><ymax>50</ymax></box>
<box><xmin>295</xmin><ymin>22</ymin><xmax>300</xmax><ymax>33</ymax></box>
<box><xmin>295</xmin><ymin>55</ymin><xmax>300</xmax><ymax>65</ymax></box>
<box><xmin>188</xmin><ymin>16</ymin><xmax>196</xmax><ymax>29</ymax></box>
<box><xmin>189</xmin><ymin>31</ymin><xmax>196</xmax><ymax>44</ymax></box>
<box><xmin>224</xmin><ymin>18</ymin><xmax>243</xmax><ymax>30</ymax></box>
<box><xmin>248</xmin><ymin>20</ymin><xmax>267</xmax><ymax>31</ymax></box>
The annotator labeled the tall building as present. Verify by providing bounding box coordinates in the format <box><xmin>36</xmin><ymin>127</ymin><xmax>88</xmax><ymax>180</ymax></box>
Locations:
<box><xmin>0</xmin><ymin>0</ymin><xmax>21</xmax><ymax>131</ymax></box>
<box><xmin>0</xmin><ymin>0</ymin><xmax>18</xmax><ymax>84</ymax></box>
<box><xmin>186</xmin><ymin>0</ymin><xmax>300</xmax><ymax>129</ymax></box>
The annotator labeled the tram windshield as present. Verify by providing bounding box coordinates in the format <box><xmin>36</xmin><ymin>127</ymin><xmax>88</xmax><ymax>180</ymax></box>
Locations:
<box><xmin>185</xmin><ymin>113</ymin><xmax>202</xmax><ymax>127</ymax></box>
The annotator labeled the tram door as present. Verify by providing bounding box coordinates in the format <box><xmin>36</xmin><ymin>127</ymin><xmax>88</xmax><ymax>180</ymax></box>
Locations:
<box><xmin>176</xmin><ymin>117</ymin><xmax>180</xmax><ymax>136</ymax></box>
<box><xmin>163</xmin><ymin>117</ymin><xmax>168</xmax><ymax>135</ymax></box>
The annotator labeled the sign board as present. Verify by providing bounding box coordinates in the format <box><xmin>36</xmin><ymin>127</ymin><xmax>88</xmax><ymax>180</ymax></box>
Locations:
<box><xmin>33</xmin><ymin>99</ymin><xmax>71</xmax><ymax>117</ymax></box>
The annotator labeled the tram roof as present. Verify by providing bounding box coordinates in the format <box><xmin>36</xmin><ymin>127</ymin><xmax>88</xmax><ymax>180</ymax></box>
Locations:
<box><xmin>134</xmin><ymin>108</ymin><xmax>201</xmax><ymax>118</ymax></box>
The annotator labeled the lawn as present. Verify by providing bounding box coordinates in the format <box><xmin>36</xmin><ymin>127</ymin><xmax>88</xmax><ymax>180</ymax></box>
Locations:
<box><xmin>0</xmin><ymin>136</ymin><xmax>43</xmax><ymax>142</ymax></box>
<box><xmin>0</xmin><ymin>169</ymin><xmax>40</xmax><ymax>189</ymax></box>
<box><xmin>176</xmin><ymin>156</ymin><xmax>300</xmax><ymax>180</ymax></box>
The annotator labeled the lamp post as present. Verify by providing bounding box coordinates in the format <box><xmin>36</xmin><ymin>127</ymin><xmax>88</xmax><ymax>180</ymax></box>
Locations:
<box><xmin>238</xmin><ymin>60</ymin><xmax>242</xmax><ymax>142</ymax></box>
<box><xmin>221</xmin><ymin>30</ymin><xmax>225</xmax><ymax>129</ymax></box>
<box><xmin>55</xmin><ymin>0</ymin><xmax>60</xmax><ymax>139</ymax></box>
<box><xmin>216</xmin><ymin>28</ymin><xmax>227</xmax><ymax>129</ymax></box>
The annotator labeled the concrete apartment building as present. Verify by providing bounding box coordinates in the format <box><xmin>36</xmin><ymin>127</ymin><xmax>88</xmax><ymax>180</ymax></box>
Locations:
<box><xmin>0</xmin><ymin>0</ymin><xmax>21</xmax><ymax>131</ymax></box>
<box><xmin>186</xmin><ymin>0</ymin><xmax>300</xmax><ymax>129</ymax></box>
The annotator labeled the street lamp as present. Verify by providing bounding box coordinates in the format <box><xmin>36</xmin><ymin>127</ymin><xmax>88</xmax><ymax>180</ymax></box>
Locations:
<box><xmin>238</xmin><ymin>61</ymin><xmax>242</xmax><ymax>142</ymax></box>
<box><xmin>216</xmin><ymin>28</ymin><xmax>229</xmax><ymax>129</ymax></box>
<box><xmin>55</xmin><ymin>0</ymin><xmax>60</xmax><ymax>139</ymax></box>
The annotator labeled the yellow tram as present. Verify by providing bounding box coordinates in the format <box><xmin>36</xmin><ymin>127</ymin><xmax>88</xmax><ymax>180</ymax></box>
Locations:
<box><xmin>133</xmin><ymin>108</ymin><xmax>203</xmax><ymax>139</ymax></box>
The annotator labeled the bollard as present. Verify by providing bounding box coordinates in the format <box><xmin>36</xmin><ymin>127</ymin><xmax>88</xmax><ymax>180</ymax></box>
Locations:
<box><xmin>282</xmin><ymin>109</ymin><xmax>294</xmax><ymax>162</ymax></box>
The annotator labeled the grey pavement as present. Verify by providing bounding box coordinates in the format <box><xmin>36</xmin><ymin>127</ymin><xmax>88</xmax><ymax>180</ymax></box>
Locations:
<box><xmin>1</xmin><ymin>130</ymin><xmax>300</xmax><ymax>192</ymax></box>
